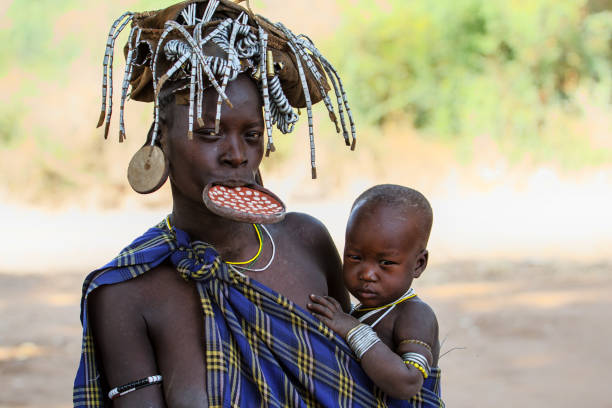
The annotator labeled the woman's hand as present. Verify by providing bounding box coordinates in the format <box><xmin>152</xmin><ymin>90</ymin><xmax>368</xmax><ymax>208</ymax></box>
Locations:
<box><xmin>307</xmin><ymin>294</ymin><xmax>360</xmax><ymax>338</ymax></box>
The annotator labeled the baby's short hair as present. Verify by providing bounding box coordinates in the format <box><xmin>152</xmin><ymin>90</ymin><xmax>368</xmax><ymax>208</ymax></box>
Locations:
<box><xmin>352</xmin><ymin>184</ymin><xmax>433</xmax><ymax>242</ymax></box>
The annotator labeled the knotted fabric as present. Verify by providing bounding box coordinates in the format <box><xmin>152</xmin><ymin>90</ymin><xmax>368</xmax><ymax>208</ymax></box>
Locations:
<box><xmin>74</xmin><ymin>219</ymin><xmax>443</xmax><ymax>407</ymax></box>
<box><xmin>170</xmin><ymin>226</ymin><xmax>228</xmax><ymax>282</ymax></box>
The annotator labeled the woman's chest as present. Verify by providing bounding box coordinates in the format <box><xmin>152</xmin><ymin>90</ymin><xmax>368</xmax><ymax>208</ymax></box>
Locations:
<box><xmin>239</xmin><ymin>240</ymin><xmax>329</xmax><ymax>310</ymax></box>
<box><xmin>142</xmin><ymin>258</ymin><xmax>327</xmax><ymax>404</ymax></box>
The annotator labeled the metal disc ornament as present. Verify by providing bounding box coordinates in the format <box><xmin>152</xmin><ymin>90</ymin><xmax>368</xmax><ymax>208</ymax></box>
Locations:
<box><xmin>127</xmin><ymin>145</ymin><xmax>169</xmax><ymax>194</ymax></box>
<box><xmin>203</xmin><ymin>183</ymin><xmax>286</xmax><ymax>224</ymax></box>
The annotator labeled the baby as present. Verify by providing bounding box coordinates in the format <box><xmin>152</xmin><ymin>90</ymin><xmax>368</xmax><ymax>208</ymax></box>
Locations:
<box><xmin>307</xmin><ymin>184</ymin><xmax>443</xmax><ymax>403</ymax></box>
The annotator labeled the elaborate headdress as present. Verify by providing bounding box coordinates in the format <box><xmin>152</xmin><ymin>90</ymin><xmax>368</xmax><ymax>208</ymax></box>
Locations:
<box><xmin>97</xmin><ymin>0</ymin><xmax>355</xmax><ymax>187</ymax></box>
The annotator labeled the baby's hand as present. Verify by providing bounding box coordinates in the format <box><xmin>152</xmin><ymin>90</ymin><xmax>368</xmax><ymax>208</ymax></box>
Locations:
<box><xmin>307</xmin><ymin>294</ymin><xmax>360</xmax><ymax>338</ymax></box>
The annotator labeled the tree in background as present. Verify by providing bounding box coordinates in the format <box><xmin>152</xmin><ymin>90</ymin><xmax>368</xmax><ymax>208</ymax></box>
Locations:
<box><xmin>332</xmin><ymin>0</ymin><xmax>611</xmax><ymax>165</ymax></box>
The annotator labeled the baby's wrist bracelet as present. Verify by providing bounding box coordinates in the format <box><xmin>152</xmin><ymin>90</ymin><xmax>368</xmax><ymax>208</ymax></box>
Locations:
<box><xmin>402</xmin><ymin>352</ymin><xmax>431</xmax><ymax>379</ymax></box>
<box><xmin>346</xmin><ymin>323</ymin><xmax>380</xmax><ymax>360</ymax></box>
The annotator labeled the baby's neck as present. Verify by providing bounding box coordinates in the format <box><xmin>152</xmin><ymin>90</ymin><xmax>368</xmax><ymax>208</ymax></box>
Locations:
<box><xmin>354</xmin><ymin>287</ymin><xmax>415</xmax><ymax>310</ymax></box>
<box><xmin>352</xmin><ymin>287</ymin><xmax>416</xmax><ymax>329</ymax></box>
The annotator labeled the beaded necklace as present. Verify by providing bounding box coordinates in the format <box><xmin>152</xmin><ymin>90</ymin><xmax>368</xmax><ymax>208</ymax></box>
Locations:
<box><xmin>351</xmin><ymin>288</ymin><xmax>416</xmax><ymax>328</ymax></box>
<box><xmin>165</xmin><ymin>215</ymin><xmax>264</xmax><ymax>266</ymax></box>
<box><xmin>226</xmin><ymin>224</ymin><xmax>263</xmax><ymax>265</ymax></box>
<box><xmin>231</xmin><ymin>224</ymin><xmax>275</xmax><ymax>273</ymax></box>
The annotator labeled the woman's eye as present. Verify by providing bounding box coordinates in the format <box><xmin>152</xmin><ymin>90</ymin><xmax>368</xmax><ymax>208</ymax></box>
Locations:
<box><xmin>245</xmin><ymin>131</ymin><xmax>262</xmax><ymax>141</ymax></box>
<box><xmin>195</xmin><ymin>129</ymin><xmax>219</xmax><ymax>139</ymax></box>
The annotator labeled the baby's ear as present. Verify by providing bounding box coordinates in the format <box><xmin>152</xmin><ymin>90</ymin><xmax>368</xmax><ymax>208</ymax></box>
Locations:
<box><xmin>413</xmin><ymin>249</ymin><xmax>428</xmax><ymax>278</ymax></box>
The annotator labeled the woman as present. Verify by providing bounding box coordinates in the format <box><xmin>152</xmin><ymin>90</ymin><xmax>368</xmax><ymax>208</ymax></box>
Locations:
<box><xmin>73</xmin><ymin>1</ymin><xmax>408</xmax><ymax>406</ymax></box>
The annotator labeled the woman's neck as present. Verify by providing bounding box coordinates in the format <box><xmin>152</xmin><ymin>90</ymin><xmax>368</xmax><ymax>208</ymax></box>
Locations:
<box><xmin>170</xmin><ymin>188</ymin><xmax>258</xmax><ymax>260</ymax></box>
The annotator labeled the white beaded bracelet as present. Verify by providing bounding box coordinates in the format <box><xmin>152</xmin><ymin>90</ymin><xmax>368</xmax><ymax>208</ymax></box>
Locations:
<box><xmin>108</xmin><ymin>375</ymin><xmax>163</xmax><ymax>400</ymax></box>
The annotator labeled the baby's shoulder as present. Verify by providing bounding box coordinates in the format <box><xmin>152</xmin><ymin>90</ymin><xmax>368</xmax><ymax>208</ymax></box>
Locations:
<box><xmin>392</xmin><ymin>298</ymin><xmax>439</xmax><ymax>342</ymax></box>
<box><xmin>397</xmin><ymin>297</ymin><xmax>437</xmax><ymax>320</ymax></box>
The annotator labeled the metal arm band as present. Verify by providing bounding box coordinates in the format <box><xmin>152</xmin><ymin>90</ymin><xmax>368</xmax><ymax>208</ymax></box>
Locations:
<box><xmin>346</xmin><ymin>323</ymin><xmax>380</xmax><ymax>360</ymax></box>
<box><xmin>402</xmin><ymin>352</ymin><xmax>430</xmax><ymax>379</ymax></box>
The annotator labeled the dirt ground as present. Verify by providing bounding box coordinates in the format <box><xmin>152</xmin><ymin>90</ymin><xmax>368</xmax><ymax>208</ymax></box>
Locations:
<box><xmin>0</xmin><ymin>261</ymin><xmax>610</xmax><ymax>408</ymax></box>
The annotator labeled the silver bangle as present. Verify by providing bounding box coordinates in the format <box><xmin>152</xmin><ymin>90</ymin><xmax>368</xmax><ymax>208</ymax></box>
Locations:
<box><xmin>346</xmin><ymin>323</ymin><xmax>380</xmax><ymax>360</ymax></box>
<box><xmin>402</xmin><ymin>352</ymin><xmax>431</xmax><ymax>379</ymax></box>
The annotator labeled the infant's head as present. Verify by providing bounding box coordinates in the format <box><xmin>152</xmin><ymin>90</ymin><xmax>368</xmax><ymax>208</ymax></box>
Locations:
<box><xmin>343</xmin><ymin>184</ymin><xmax>433</xmax><ymax>308</ymax></box>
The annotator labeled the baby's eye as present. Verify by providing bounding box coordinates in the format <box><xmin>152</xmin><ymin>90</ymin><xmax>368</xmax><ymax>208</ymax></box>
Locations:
<box><xmin>345</xmin><ymin>254</ymin><xmax>361</xmax><ymax>261</ymax></box>
<box><xmin>379</xmin><ymin>259</ymin><xmax>397</xmax><ymax>266</ymax></box>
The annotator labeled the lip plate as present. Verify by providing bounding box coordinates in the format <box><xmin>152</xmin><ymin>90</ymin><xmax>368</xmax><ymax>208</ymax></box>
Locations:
<box><xmin>202</xmin><ymin>182</ymin><xmax>286</xmax><ymax>224</ymax></box>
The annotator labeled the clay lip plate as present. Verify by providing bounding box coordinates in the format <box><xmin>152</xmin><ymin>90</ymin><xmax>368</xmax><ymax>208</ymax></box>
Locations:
<box><xmin>202</xmin><ymin>182</ymin><xmax>286</xmax><ymax>224</ymax></box>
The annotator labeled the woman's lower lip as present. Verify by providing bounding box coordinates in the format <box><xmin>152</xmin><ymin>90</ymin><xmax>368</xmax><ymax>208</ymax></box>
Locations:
<box><xmin>213</xmin><ymin>180</ymin><xmax>250</xmax><ymax>188</ymax></box>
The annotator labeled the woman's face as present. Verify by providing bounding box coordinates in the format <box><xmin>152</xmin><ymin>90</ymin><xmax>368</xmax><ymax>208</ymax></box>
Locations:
<box><xmin>161</xmin><ymin>74</ymin><xmax>265</xmax><ymax>204</ymax></box>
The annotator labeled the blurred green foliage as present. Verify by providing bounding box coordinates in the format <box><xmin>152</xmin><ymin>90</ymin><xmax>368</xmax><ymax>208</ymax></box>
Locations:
<box><xmin>0</xmin><ymin>0</ymin><xmax>173</xmax><ymax>200</ymax></box>
<box><xmin>0</xmin><ymin>0</ymin><xmax>170</xmax><ymax>146</ymax></box>
<box><xmin>0</xmin><ymin>0</ymin><xmax>79</xmax><ymax>79</ymax></box>
<box><xmin>332</xmin><ymin>0</ymin><xmax>612</xmax><ymax>165</ymax></box>
<box><xmin>0</xmin><ymin>0</ymin><xmax>79</xmax><ymax>150</ymax></box>
<box><xmin>0</xmin><ymin>0</ymin><xmax>170</xmax><ymax>79</ymax></box>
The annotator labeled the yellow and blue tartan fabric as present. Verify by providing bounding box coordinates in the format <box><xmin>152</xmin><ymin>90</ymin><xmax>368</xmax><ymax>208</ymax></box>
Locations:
<box><xmin>73</xmin><ymin>219</ymin><xmax>443</xmax><ymax>407</ymax></box>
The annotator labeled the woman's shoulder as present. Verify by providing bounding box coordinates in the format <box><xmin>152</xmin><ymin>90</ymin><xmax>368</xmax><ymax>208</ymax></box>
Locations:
<box><xmin>87</xmin><ymin>263</ymin><xmax>188</xmax><ymax>313</ymax></box>
<box><xmin>282</xmin><ymin>211</ymin><xmax>326</xmax><ymax>227</ymax></box>
<box><xmin>277</xmin><ymin>211</ymin><xmax>332</xmax><ymax>242</ymax></box>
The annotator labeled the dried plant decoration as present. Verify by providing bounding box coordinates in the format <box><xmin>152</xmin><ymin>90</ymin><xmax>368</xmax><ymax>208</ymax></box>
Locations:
<box><xmin>97</xmin><ymin>12</ymin><xmax>134</xmax><ymax>138</ymax></box>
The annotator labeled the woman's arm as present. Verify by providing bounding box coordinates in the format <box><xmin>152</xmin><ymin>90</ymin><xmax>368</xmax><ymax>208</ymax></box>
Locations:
<box><xmin>89</xmin><ymin>281</ymin><xmax>166</xmax><ymax>408</ymax></box>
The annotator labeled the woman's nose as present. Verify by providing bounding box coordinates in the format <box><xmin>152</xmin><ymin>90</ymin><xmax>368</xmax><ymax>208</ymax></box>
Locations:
<box><xmin>221</xmin><ymin>133</ymin><xmax>248</xmax><ymax>167</ymax></box>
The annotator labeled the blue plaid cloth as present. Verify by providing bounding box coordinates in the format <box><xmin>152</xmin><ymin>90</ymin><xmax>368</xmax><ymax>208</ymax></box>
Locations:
<box><xmin>73</xmin><ymin>219</ymin><xmax>443</xmax><ymax>407</ymax></box>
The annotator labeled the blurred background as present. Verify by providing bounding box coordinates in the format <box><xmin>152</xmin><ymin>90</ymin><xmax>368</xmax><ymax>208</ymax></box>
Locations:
<box><xmin>1</xmin><ymin>0</ymin><xmax>611</xmax><ymax>406</ymax></box>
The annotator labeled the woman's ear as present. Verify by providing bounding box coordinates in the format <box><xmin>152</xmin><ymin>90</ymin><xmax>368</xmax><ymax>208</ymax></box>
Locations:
<box><xmin>413</xmin><ymin>249</ymin><xmax>429</xmax><ymax>278</ymax></box>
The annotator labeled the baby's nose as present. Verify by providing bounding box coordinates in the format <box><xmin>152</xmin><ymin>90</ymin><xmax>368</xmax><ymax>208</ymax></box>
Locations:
<box><xmin>359</xmin><ymin>267</ymin><xmax>378</xmax><ymax>282</ymax></box>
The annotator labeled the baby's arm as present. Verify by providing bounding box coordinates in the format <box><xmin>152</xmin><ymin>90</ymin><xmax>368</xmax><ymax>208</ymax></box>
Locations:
<box><xmin>307</xmin><ymin>294</ymin><xmax>437</xmax><ymax>400</ymax></box>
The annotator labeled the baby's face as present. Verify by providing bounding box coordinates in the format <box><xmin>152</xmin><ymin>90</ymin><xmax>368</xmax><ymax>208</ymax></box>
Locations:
<box><xmin>343</xmin><ymin>203</ymin><xmax>427</xmax><ymax>308</ymax></box>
